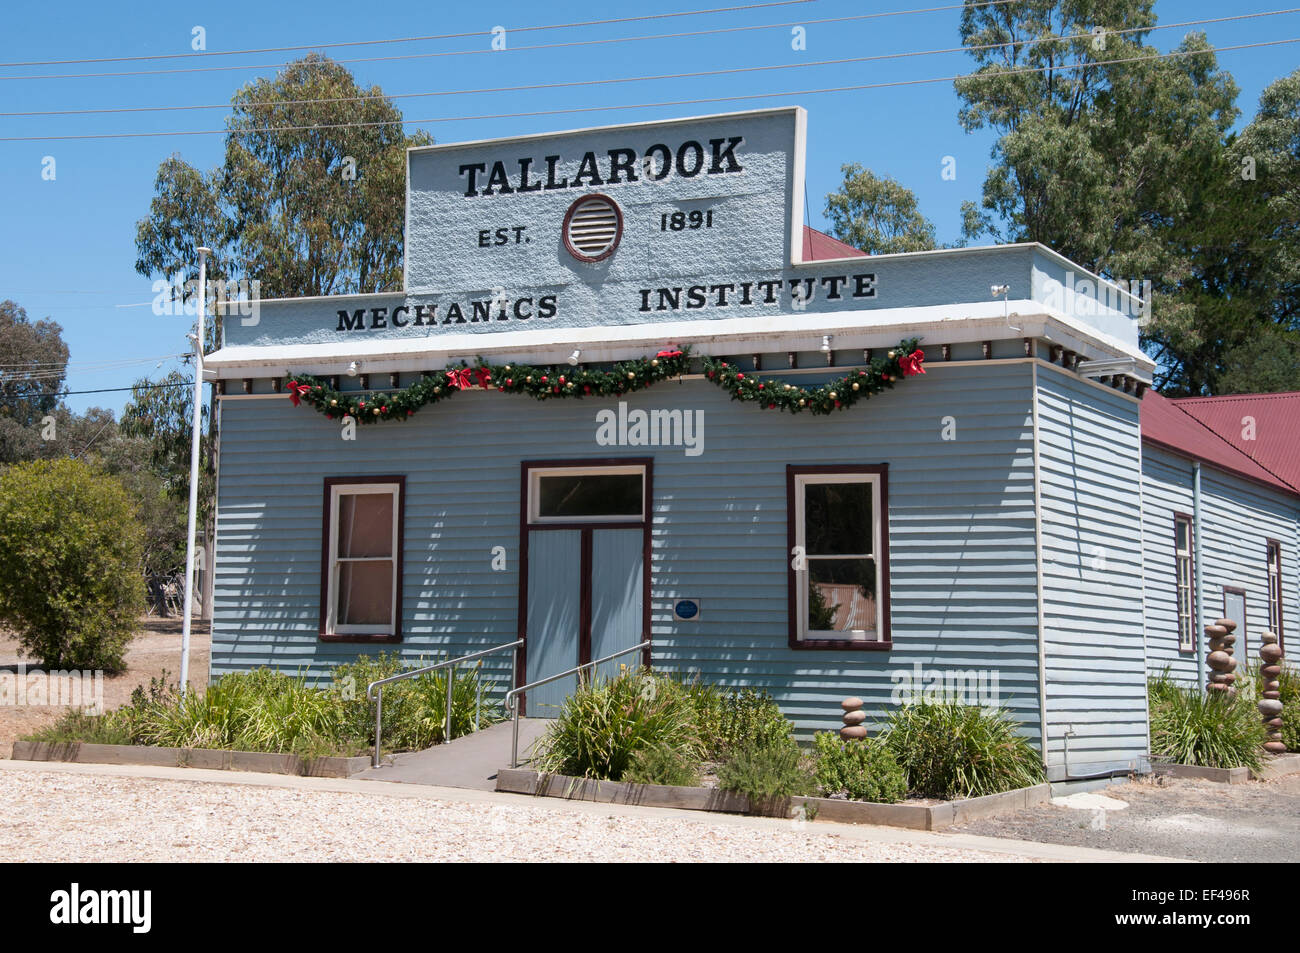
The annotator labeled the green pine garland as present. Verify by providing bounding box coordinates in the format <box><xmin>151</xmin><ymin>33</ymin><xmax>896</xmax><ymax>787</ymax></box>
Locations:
<box><xmin>701</xmin><ymin>338</ymin><xmax>923</xmax><ymax>415</ymax></box>
<box><xmin>284</xmin><ymin>339</ymin><xmax>925</xmax><ymax>424</ymax></box>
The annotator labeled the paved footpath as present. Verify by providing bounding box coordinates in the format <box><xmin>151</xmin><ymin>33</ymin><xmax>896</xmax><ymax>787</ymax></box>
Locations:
<box><xmin>0</xmin><ymin>760</ymin><xmax>1184</xmax><ymax>863</ymax></box>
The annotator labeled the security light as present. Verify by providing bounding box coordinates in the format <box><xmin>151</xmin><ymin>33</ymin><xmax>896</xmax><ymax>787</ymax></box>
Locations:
<box><xmin>347</xmin><ymin>361</ymin><xmax>360</xmax><ymax>377</ymax></box>
<box><xmin>991</xmin><ymin>284</ymin><xmax>1010</xmax><ymax>298</ymax></box>
<box><xmin>568</xmin><ymin>349</ymin><xmax>581</xmax><ymax>366</ymax></box>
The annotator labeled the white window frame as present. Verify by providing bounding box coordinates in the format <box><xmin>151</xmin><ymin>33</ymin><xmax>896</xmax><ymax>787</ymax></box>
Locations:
<box><xmin>794</xmin><ymin>472</ymin><xmax>884</xmax><ymax>642</ymax></box>
<box><xmin>1267</xmin><ymin>540</ymin><xmax>1283</xmax><ymax>641</ymax></box>
<box><xmin>528</xmin><ymin>464</ymin><xmax>646</xmax><ymax>524</ymax></box>
<box><xmin>326</xmin><ymin>481</ymin><xmax>400</xmax><ymax>636</ymax></box>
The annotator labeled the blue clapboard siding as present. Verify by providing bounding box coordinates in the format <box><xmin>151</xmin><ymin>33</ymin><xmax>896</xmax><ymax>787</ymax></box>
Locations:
<box><xmin>1035</xmin><ymin>369</ymin><xmax>1149</xmax><ymax>777</ymax></box>
<box><xmin>212</xmin><ymin>361</ymin><xmax>1042</xmax><ymax>744</ymax></box>
<box><xmin>1141</xmin><ymin>445</ymin><xmax>1299</xmax><ymax>688</ymax></box>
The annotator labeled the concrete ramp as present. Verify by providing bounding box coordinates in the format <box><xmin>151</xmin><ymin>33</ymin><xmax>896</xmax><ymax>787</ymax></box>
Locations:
<box><xmin>358</xmin><ymin>719</ymin><xmax>550</xmax><ymax>791</ymax></box>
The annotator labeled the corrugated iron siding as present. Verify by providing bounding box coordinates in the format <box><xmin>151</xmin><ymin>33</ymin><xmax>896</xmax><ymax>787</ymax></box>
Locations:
<box><xmin>212</xmin><ymin>361</ymin><xmax>1043</xmax><ymax>742</ymax></box>
<box><xmin>1036</xmin><ymin>370</ymin><xmax>1149</xmax><ymax>777</ymax></box>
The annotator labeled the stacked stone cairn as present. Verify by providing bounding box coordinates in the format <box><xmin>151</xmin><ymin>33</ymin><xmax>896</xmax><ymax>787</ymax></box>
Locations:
<box><xmin>1258</xmin><ymin>631</ymin><xmax>1287</xmax><ymax>755</ymax></box>
<box><xmin>840</xmin><ymin>697</ymin><xmax>867</xmax><ymax>740</ymax></box>
<box><xmin>1205</xmin><ymin>618</ymin><xmax>1238</xmax><ymax>698</ymax></box>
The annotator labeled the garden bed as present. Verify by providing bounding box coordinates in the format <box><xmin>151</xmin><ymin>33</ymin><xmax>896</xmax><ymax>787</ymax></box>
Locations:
<box><xmin>496</xmin><ymin>767</ymin><xmax>1051</xmax><ymax>830</ymax></box>
<box><xmin>1152</xmin><ymin>752</ymin><xmax>1300</xmax><ymax>785</ymax></box>
<box><xmin>10</xmin><ymin>739</ymin><xmax>371</xmax><ymax>778</ymax></box>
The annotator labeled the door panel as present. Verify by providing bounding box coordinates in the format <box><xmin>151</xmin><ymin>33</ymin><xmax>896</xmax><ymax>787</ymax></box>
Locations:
<box><xmin>590</xmin><ymin>529</ymin><xmax>644</xmax><ymax>682</ymax></box>
<box><xmin>525</xmin><ymin>531</ymin><xmax>581</xmax><ymax>716</ymax></box>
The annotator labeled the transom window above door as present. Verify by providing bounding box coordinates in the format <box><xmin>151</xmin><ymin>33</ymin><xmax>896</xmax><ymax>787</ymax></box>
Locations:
<box><xmin>528</xmin><ymin>465</ymin><xmax>646</xmax><ymax>523</ymax></box>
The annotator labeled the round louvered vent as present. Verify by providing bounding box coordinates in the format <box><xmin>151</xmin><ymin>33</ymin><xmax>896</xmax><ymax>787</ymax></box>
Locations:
<box><xmin>562</xmin><ymin>194</ymin><xmax>623</xmax><ymax>263</ymax></box>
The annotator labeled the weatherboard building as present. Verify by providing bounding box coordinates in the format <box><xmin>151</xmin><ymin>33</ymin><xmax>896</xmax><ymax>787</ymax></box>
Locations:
<box><xmin>204</xmin><ymin>107</ymin><xmax>1298</xmax><ymax>780</ymax></box>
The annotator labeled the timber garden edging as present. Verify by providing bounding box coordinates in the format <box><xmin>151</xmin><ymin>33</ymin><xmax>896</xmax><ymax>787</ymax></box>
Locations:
<box><xmin>494</xmin><ymin>767</ymin><xmax>1053</xmax><ymax>831</ymax></box>
<box><xmin>10</xmin><ymin>740</ymin><xmax>371</xmax><ymax>778</ymax></box>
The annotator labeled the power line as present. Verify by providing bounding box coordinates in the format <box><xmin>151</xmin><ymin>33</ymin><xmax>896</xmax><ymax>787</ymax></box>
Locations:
<box><xmin>2</xmin><ymin>35</ymin><xmax>1292</xmax><ymax>143</ymax></box>
<box><xmin>0</xmin><ymin>3</ymin><xmax>1026</xmax><ymax>82</ymax></box>
<box><xmin>3</xmin><ymin>8</ymin><xmax>1291</xmax><ymax>119</ymax></box>
<box><xmin>0</xmin><ymin>1</ymin><xmax>817</xmax><ymax>67</ymax></box>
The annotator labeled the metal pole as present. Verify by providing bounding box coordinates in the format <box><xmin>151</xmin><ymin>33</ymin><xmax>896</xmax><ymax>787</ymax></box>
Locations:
<box><xmin>511</xmin><ymin>697</ymin><xmax>520</xmax><ymax>768</ymax></box>
<box><xmin>179</xmin><ymin>246</ymin><xmax>211</xmax><ymax>696</ymax></box>
<box><xmin>372</xmin><ymin>688</ymin><xmax>383</xmax><ymax>768</ymax></box>
<box><xmin>444</xmin><ymin>666</ymin><xmax>454</xmax><ymax>744</ymax></box>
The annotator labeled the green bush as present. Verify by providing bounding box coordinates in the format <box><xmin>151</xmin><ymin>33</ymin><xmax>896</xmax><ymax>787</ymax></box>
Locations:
<box><xmin>717</xmin><ymin>739</ymin><xmax>814</xmax><ymax>811</ymax></box>
<box><xmin>883</xmin><ymin>701</ymin><xmax>1045</xmax><ymax>800</ymax></box>
<box><xmin>534</xmin><ymin>669</ymin><xmax>703</xmax><ymax>781</ymax></box>
<box><xmin>624</xmin><ymin>742</ymin><xmax>702</xmax><ymax>787</ymax></box>
<box><xmin>812</xmin><ymin>732</ymin><xmax>906</xmax><ymax>803</ymax></box>
<box><xmin>0</xmin><ymin>458</ymin><xmax>146</xmax><ymax>671</ymax></box>
<box><xmin>1278</xmin><ymin>665</ymin><xmax>1300</xmax><ymax>752</ymax></box>
<box><xmin>685</xmin><ymin>683</ymin><xmax>793</xmax><ymax>759</ymax></box>
<box><xmin>21</xmin><ymin>655</ymin><xmax>501</xmax><ymax>757</ymax></box>
<box><xmin>1148</xmin><ymin>673</ymin><xmax>1266</xmax><ymax>771</ymax></box>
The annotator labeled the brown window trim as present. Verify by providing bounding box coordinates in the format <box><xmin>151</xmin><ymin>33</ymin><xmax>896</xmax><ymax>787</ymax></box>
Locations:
<box><xmin>319</xmin><ymin>475</ymin><xmax>405</xmax><ymax>644</ymax></box>
<box><xmin>1266</xmin><ymin>538</ymin><xmax>1284</xmax><ymax>652</ymax></box>
<box><xmin>1173</xmin><ymin>512</ymin><xmax>1196</xmax><ymax>655</ymax></box>
<box><xmin>786</xmin><ymin>463</ymin><xmax>892</xmax><ymax>651</ymax></box>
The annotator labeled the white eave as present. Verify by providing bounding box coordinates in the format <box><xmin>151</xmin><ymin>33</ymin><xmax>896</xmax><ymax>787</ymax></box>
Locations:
<box><xmin>202</xmin><ymin>299</ymin><xmax>1152</xmax><ymax>381</ymax></box>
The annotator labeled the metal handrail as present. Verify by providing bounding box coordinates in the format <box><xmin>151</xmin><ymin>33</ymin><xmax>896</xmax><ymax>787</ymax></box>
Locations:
<box><xmin>505</xmin><ymin>640</ymin><xmax>651</xmax><ymax>768</ymax></box>
<box><xmin>367</xmin><ymin>639</ymin><xmax>524</xmax><ymax>768</ymax></box>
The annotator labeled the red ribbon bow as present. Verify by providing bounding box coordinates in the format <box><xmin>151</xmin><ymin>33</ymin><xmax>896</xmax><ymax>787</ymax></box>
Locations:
<box><xmin>656</xmin><ymin>348</ymin><xmax>684</xmax><ymax>359</ymax></box>
<box><xmin>473</xmin><ymin>367</ymin><xmax>492</xmax><ymax>389</ymax></box>
<box><xmin>288</xmin><ymin>381</ymin><xmax>312</xmax><ymax>406</ymax></box>
<box><xmin>899</xmin><ymin>349</ymin><xmax>926</xmax><ymax>376</ymax></box>
<box><xmin>446</xmin><ymin>368</ymin><xmax>474</xmax><ymax>390</ymax></box>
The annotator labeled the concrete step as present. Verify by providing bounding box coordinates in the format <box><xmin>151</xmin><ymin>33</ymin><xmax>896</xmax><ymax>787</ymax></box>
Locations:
<box><xmin>358</xmin><ymin>718</ymin><xmax>550</xmax><ymax>791</ymax></box>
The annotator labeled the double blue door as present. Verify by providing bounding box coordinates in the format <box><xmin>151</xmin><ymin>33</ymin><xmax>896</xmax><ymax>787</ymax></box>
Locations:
<box><xmin>524</xmin><ymin>527</ymin><xmax>645</xmax><ymax>716</ymax></box>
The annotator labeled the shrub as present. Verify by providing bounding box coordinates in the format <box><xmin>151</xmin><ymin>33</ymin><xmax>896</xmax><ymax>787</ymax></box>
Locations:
<box><xmin>686</xmin><ymin>683</ymin><xmax>793</xmax><ymax>759</ymax></box>
<box><xmin>0</xmin><ymin>458</ymin><xmax>146</xmax><ymax>671</ymax></box>
<box><xmin>24</xmin><ymin>709</ymin><xmax>136</xmax><ymax>746</ymax></box>
<box><xmin>624</xmin><ymin>742</ymin><xmax>702</xmax><ymax>787</ymax></box>
<box><xmin>1278</xmin><ymin>665</ymin><xmax>1300</xmax><ymax>752</ymax></box>
<box><xmin>717</xmin><ymin>738</ymin><xmax>814</xmax><ymax>811</ymax></box>
<box><xmin>812</xmin><ymin>732</ymin><xmax>906</xmax><ymax>803</ymax></box>
<box><xmin>22</xmin><ymin>656</ymin><xmax>501</xmax><ymax>757</ymax></box>
<box><xmin>882</xmin><ymin>701</ymin><xmax>1045</xmax><ymax>800</ymax></box>
<box><xmin>534</xmin><ymin>669</ymin><xmax>703</xmax><ymax>781</ymax></box>
<box><xmin>1147</xmin><ymin>673</ymin><xmax>1266</xmax><ymax>771</ymax></box>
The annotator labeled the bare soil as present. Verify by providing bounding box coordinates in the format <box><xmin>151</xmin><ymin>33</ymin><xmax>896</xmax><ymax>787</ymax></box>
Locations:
<box><xmin>0</xmin><ymin>618</ymin><xmax>211</xmax><ymax>756</ymax></box>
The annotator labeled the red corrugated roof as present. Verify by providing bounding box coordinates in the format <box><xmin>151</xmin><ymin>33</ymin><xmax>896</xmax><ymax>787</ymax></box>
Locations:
<box><xmin>1141</xmin><ymin>390</ymin><xmax>1300</xmax><ymax>497</ymax></box>
<box><xmin>802</xmin><ymin>226</ymin><xmax>867</xmax><ymax>261</ymax></box>
<box><xmin>1171</xmin><ymin>392</ymin><xmax>1300</xmax><ymax>495</ymax></box>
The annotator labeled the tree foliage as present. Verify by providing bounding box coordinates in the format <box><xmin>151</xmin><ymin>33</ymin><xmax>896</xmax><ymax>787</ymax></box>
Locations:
<box><xmin>954</xmin><ymin>1</ymin><xmax>1300</xmax><ymax>395</ymax></box>
<box><xmin>824</xmin><ymin>163</ymin><xmax>937</xmax><ymax>255</ymax></box>
<box><xmin>0</xmin><ymin>299</ymin><xmax>69</xmax><ymax>429</ymax></box>
<box><xmin>0</xmin><ymin>458</ymin><xmax>146</xmax><ymax>670</ymax></box>
<box><xmin>134</xmin><ymin>53</ymin><xmax>430</xmax><ymax>305</ymax></box>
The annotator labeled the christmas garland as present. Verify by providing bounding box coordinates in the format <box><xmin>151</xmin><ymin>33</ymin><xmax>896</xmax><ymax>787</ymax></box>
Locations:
<box><xmin>702</xmin><ymin>338</ymin><xmax>923</xmax><ymax>415</ymax></box>
<box><xmin>285</xmin><ymin>340</ymin><xmax>924</xmax><ymax>424</ymax></box>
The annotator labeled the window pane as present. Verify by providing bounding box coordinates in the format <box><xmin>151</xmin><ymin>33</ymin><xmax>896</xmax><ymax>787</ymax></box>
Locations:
<box><xmin>807</xmin><ymin>558</ymin><xmax>877</xmax><ymax>634</ymax></box>
<box><xmin>538</xmin><ymin>473</ymin><xmax>642</xmax><ymax>518</ymax></box>
<box><xmin>338</xmin><ymin>492</ymin><xmax>393</xmax><ymax>558</ymax></box>
<box><xmin>338</xmin><ymin>561</ymin><xmax>393</xmax><ymax>627</ymax></box>
<box><xmin>1175</xmin><ymin>520</ymin><xmax>1189</xmax><ymax>552</ymax></box>
<box><xmin>805</xmin><ymin>482</ymin><xmax>872</xmax><ymax>556</ymax></box>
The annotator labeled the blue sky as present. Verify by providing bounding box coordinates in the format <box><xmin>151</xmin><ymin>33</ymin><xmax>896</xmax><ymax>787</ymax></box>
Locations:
<box><xmin>2</xmin><ymin>0</ymin><xmax>1297</xmax><ymax>414</ymax></box>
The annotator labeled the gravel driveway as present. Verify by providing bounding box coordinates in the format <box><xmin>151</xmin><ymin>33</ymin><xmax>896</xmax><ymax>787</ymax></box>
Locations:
<box><xmin>953</xmin><ymin>773</ymin><xmax>1300</xmax><ymax>863</ymax></box>
<box><xmin>0</xmin><ymin>766</ymin><xmax>1035</xmax><ymax>863</ymax></box>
